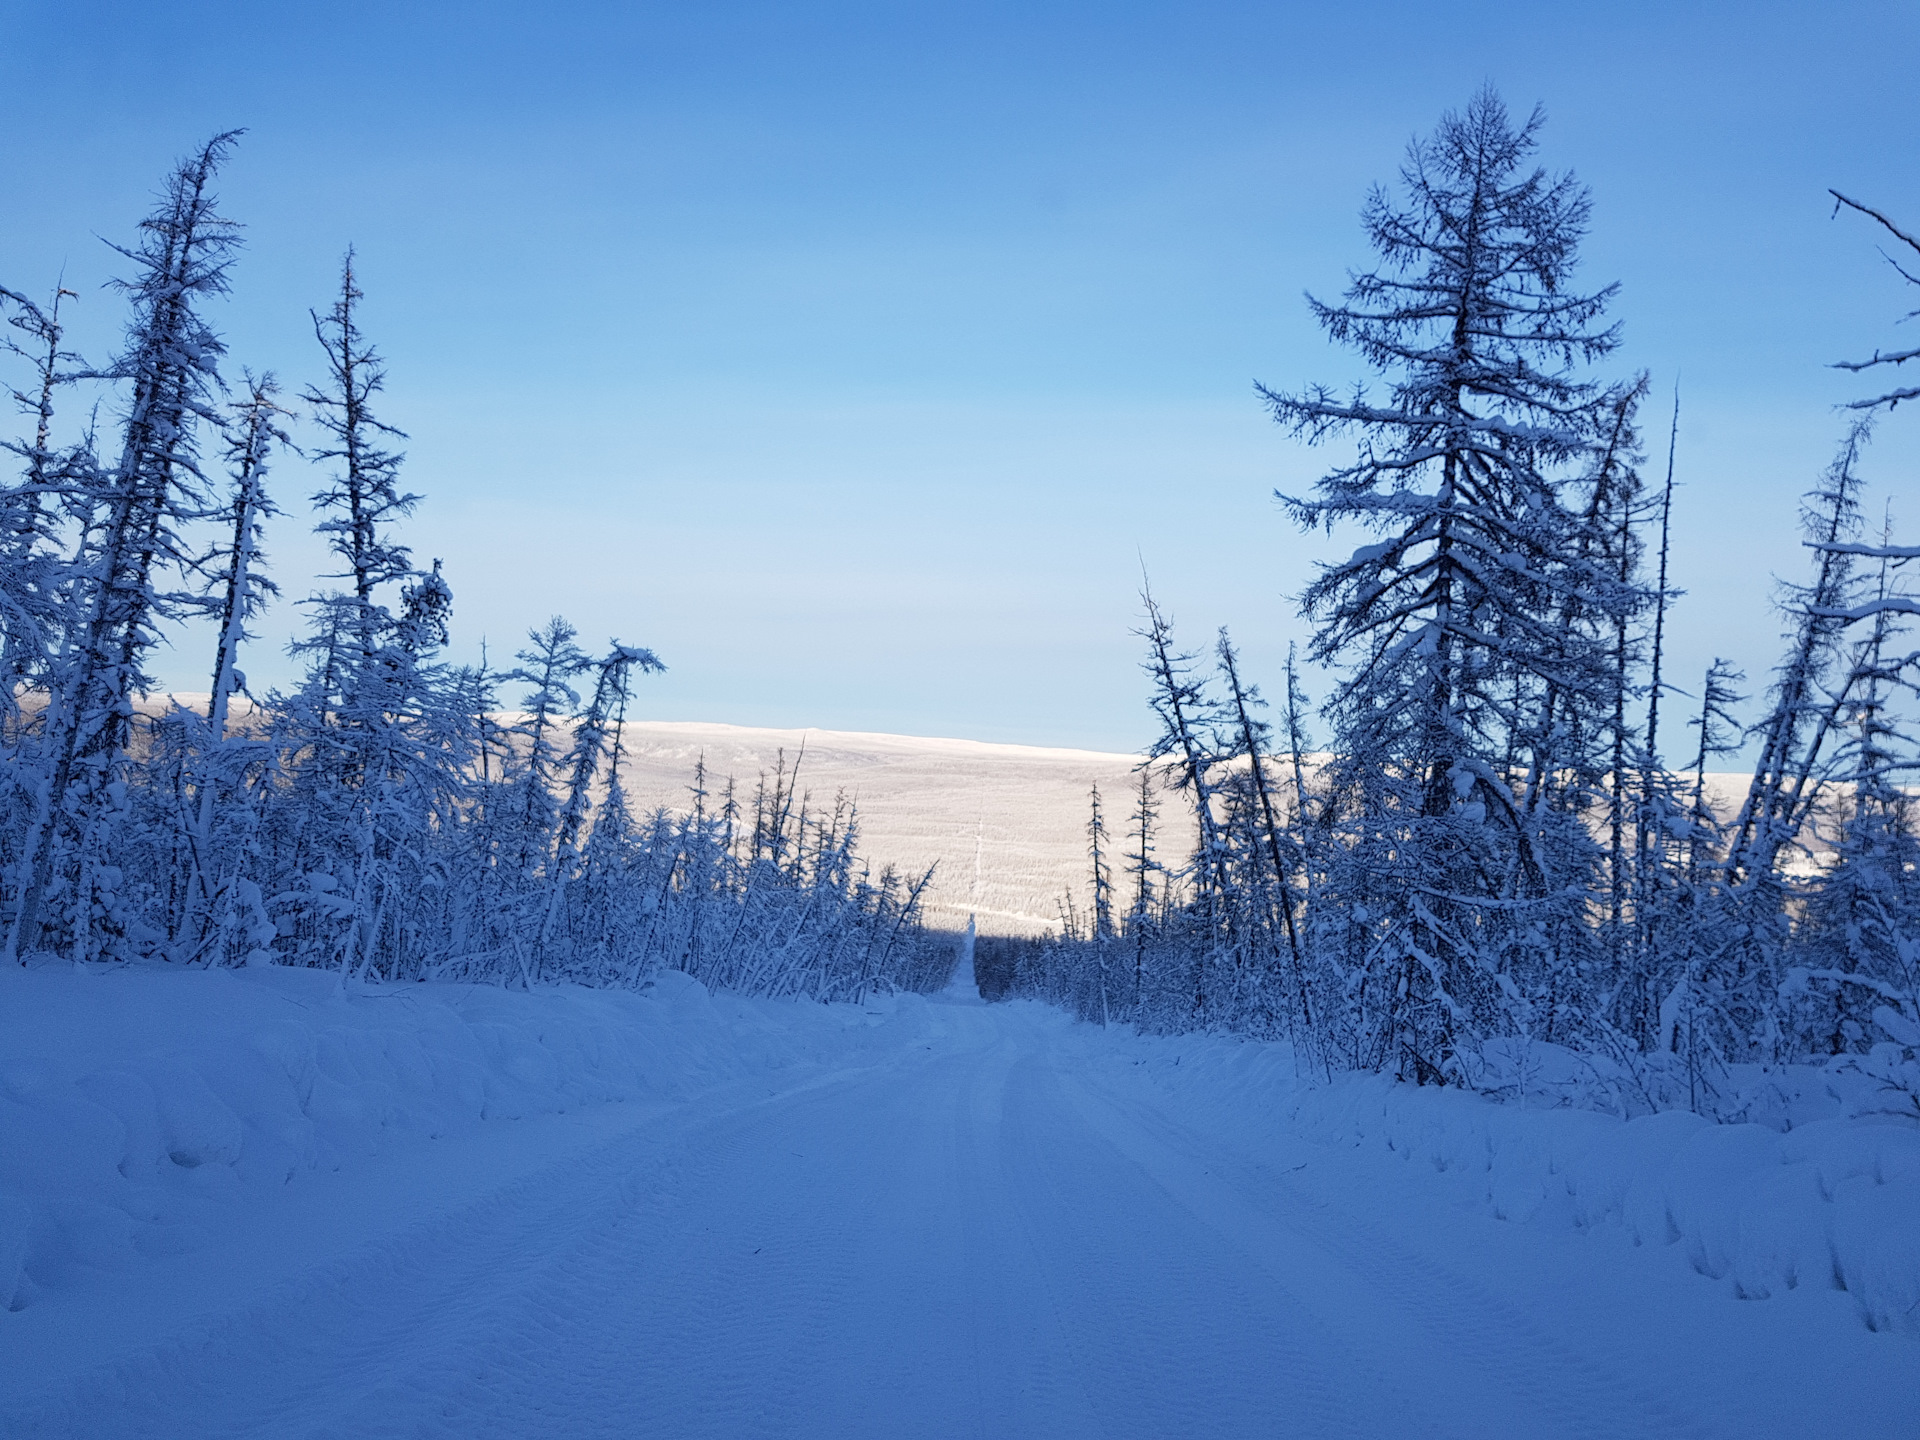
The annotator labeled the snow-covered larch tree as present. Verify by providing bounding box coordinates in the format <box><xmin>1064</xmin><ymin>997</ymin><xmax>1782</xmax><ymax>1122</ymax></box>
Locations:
<box><xmin>162</xmin><ymin>371</ymin><xmax>291</xmax><ymax>963</ymax></box>
<box><xmin>506</xmin><ymin>615</ymin><xmax>590</xmax><ymax>881</ymax></box>
<box><xmin>8</xmin><ymin>133</ymin><xmax>242</xmax><ymax>963</ymax></box>
<box><xmin>1788</xmin><ymin>529</ymin><xmax>1919</xmax><ymax>1056</ymax></box>
<box><xmin>1259</xmin><ymin>89</ymin><xmax>1644</xmax><ymax>1080</ymax></box>
<box><xmin>0</xmin><ymin>282</ymin><xmax>82</xmax><ymax>708</ymax></box>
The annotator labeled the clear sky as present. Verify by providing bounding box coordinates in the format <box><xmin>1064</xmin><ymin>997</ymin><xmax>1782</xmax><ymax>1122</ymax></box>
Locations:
<box><xmin>2</xmin><ymin>1</ymin><xmax>1916</xmax><ymax>753</ymax></box>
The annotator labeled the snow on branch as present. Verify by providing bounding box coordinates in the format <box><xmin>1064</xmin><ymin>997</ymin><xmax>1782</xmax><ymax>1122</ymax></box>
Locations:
<box><xmin>1808</xmin><ymin>596</ymin><xmax>1920</xmax><ymax>621</ymax></box>
<box><xmin>1805</xmin><ymin>539</ymin><xmax>1920</xmax><ymax>561</ymax></box>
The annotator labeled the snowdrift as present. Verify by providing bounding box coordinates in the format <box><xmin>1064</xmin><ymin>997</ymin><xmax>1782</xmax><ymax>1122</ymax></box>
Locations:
<box><xmin>0</xmin><ymin>961</ymin><xmax>944</xmax><ymax>1314</ymax></box>
<box><xmin>1082</xmin><ymin>1028</ymin><xmax>1920</xmax><ymax>1335</ymax></box>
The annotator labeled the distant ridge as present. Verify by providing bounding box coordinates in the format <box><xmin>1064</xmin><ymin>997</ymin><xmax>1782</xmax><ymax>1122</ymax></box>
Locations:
<box><xmin>610</xmin><ymin>721</ymin><xmax>1182</xmax><ymax>937</ymax></box>
<box><xmin>611</xmin><ymin>722</ymin><xmax>1772</xmax><ymax>937</ymax></box>
<box><xmin>146</xmin><ymin>699</ymin><xmax>1771</xmax><ymax>939</ymax></box>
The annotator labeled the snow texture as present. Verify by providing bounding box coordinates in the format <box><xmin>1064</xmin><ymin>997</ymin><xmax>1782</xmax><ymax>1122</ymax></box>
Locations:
<box><xmin>0</xmin><ymin>961</ymin><xmax>919</xmax><ymax>1317</ymax></box>
<box><xmin>1108</xmin><ymin>1035</ymin><xmax>1920</xmax><ymax>1335</ymax></box>
<box><xmin>1</xmin><ymin>964</ymin><xmax>1913</xmax><ymax>1437</ymax></box>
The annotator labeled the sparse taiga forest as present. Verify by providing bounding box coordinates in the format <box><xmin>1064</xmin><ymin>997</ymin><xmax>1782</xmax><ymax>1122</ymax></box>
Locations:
<box><xmin>0</xmin><ymin>134</ymin><xmax>948</xmax><ymax>1003</ymax></box>
<box><xmin>2</xmin><ymin>51</ymin><xmax>1916</xmax><ymax>1438</ymax></box>
<box><xmin>4</xmin><ymin>93</ymin><xmax>1917</xmax><ymax>1104</ymax></box>
<box><xmin>998</xmin><ymin>92</ymin><xmax>1919</xmax><ymax>1120</ymax></box>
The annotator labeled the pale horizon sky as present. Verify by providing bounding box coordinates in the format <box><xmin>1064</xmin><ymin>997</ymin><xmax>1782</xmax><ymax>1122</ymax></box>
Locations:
<box><xmin>2</xmin><ymin>1</ymin><xmax>1916</xmax><ymax>754</ymax></box>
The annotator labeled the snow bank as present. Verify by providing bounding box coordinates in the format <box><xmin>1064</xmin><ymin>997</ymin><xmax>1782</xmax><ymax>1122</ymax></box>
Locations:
<box><xmin>0</xmin><ymin>961</ymin><xmax>942</xmax><ymax>1314</ymax></box>
<box><xmin>1086</xmin><ymin>1029</ymin><xmax>1920</xmax><ymax>1336</ymax></box>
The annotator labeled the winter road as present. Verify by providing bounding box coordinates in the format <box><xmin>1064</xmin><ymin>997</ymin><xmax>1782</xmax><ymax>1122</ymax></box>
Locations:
<box><xmin>3</xmin><ymin>990</ymin><xmax>1910</xmax><ymax>1439</ymax></box>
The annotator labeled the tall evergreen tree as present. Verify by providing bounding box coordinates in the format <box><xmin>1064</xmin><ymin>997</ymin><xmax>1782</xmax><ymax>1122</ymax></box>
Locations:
<box><xmin>1259</xmin><ymin>90</ymin><xmax>1641</xmax><ymax>1079</ymax></box>
<box><xmin>280</xmin><ymin>257</ymin><xmax>465</xmax><ymax>982</ymax></box>
<box><xmin>204</xmin><ymin>373</ymin><xmax>288</xmax><ymax>739</ymax></box>
<box><xmin>302</xmin><ymin>251</ymin><xmax>417</xmax><ymax>669</ymax></box>
<box><xmin>8</xmin><ymin>133</ymin><xmax>242</xmax><ymax>962</ymax></box>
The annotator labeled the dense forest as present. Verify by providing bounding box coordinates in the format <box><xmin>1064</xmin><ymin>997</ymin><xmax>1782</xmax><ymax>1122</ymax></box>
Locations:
<box><xmin>998</xmin><ymin>91</ymin><xmax>1919</xmax><ymax>1115</ymax></box>
<box><xmin>0</xmin><ymin>132</ymin><xmax>949</xmax><ymax>1002</ymax></box>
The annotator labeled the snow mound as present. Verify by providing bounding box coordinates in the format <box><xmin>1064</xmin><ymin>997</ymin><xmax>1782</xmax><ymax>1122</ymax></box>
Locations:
<box><xmin>0</xmin><ymin>962</ymin><xmax>942</xmax><ymax>1314</ymax></box>
<box><xmin>1085</xmin><ymin>1029</ymin><xmax>1920</xmax><ymax>1336</ymax></box>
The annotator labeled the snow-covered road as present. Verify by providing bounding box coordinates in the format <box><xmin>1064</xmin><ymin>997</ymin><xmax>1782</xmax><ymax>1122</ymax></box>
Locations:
<box><xmin>4</xmin><ymin>989</ymin><xmax>1912</xmax><ymax>1438</ymax></box>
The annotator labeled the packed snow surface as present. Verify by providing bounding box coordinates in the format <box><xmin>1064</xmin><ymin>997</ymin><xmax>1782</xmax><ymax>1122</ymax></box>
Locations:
<box><xmin>1</xmin><ymin>961</ymin><xmax>1914</xmax><ymax>1438</ymax></box>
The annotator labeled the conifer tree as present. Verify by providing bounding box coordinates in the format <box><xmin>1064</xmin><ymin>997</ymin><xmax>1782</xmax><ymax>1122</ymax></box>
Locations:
<box><xmin>506</xmin><ymin>616</ymin><xmax>590</xmax><ymax>880</ymax></box>
<box><xmin>205</xmin><ymin>374</ymin><xmax>287</xmax><ymax>740</ymax></box>
<box><xmin>1259</xmin><ymin>90</ymin><xmax>1640</xmax><ymax>1079</ymax></box>
<box><xmin>1086</xmin><ymin>780</ymin><xmax>1114</xmax><ymax>942</ymax></box>
<box><xmin>167</xmin><ymin>373</ymin><xmax>289</xmax><ymax>959</ymax></box>
<box><xmin>1136</xmin><ymin>587</ymin><xmax>1225</xmax><ymax>907</ymax></box>
<box><xmin>540</xmin><ymin>642</ymin><xmax>662</xmax><ymax>977</ymax></box>
<box><xmin>1790</xmin><ymin>524</ymin><xmax>1919</xmax><ymax>1054</ymax></box>
<box><xmin>1086</xmin><ymin>780</ymin><xmax>1113</xmax><ymax>1024</ymax></box>
<box><xmin>0</xmin><ymin>282</ymin><xmax>81</xmax><ymax>705</ymax></box>
<box><xmin>1728</xmin><ymin>422</ymin><xmax>1872</xmax><ymax>888</ymax></box>
<box><xmin>1136</xmin><ymin>586</ymin><xmax>1230</xmax><ymax>1016</ymax></box>
<box><xmin>1216</xmin><ymin>629</ymin><xmax>1310</xmax><ymax>1031</ymax></box>
<box><xmin>303</xmin><ymin>251</ymin><xmax>417</xmax><ymax>671</ymax></box>
<box><xmin>1123</xmin><ymin>765</ymin><xmax>1159</xmax><ymax>1007</ymax></box>
<box><xmin>9</xmin><ymin>133</ymin><xmax>242</xmax><ymax>962</ymax></box>
<box><xmin>282</xmin><ymin>257</ymin><xmax>465</xmax><ymax>981</ymax></box>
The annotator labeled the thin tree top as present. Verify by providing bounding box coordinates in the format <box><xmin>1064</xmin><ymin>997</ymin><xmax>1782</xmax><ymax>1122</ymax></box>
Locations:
<box><xmin>304</xmin><ymin>250</ymin><xmax>420</xmax><ymax>604</ymax></box>
<box><xmin>1262</xmin><ymin>88</ymin><xmax>1621</xmax><ymax>466</ymax></box>
<box><xmin>104</xmin><ymin>130</ymin><xmax>247</xmax><ymax>498</ymax></box>
<box><xmin>1829</xmin><ymin>191</ymin><xmax>1920</xmax><ymax>412</ymax></box>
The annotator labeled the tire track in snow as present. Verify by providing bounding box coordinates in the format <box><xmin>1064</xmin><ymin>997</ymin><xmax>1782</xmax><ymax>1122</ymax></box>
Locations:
<box><xmin>999</xmin><ymin>1054</ymin><xmax>1425</xmax><ymax>1440</ymax></box>
<box><xmin>1</xmin><ymin>1005</ymin><xmax>1850</xmax><ymax>1438</ymax></box>
<box><xmin>2</xmin><ymin>1062</ymin><xmax>916</xmax><ymax>1440</ymax></box>
<box><xmin>947</xmin><ymin>1033</ymin><xmax>1106</xmax><ymax>1440</ymax></box>
<box><xmin>293</xmin><ymin>1044</ymin><xmax>992</xmax><ymax>1439</ymax></box>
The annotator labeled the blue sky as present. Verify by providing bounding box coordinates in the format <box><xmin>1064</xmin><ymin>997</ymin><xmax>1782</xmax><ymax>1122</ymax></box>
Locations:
<box><xmin>2</xmin><ymin>0</ymin><xmax>1916</xmax><ymax>751</ymax></box>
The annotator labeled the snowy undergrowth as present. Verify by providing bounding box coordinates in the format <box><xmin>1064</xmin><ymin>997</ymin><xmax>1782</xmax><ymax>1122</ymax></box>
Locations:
<box><xmin>1068</xmin><ymin>1019</ymin><xmax>1920</xmax><ymax>1336</ymax></box>
<box><xmin>0</xmin><ymin>961</ymin><xmax>945</xmax><ymax>1314</ymax></box>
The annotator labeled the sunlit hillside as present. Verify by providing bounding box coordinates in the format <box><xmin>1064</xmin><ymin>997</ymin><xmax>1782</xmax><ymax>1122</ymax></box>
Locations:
<box><xmin>611</xmin><ymin>721</ymin><xmax>1192</xmax><ymax>937</ymax></box>
<box><xmin>608</xmin><ymin>721</ymin><xmax>1770</xmax><ymax>937</ymax></box>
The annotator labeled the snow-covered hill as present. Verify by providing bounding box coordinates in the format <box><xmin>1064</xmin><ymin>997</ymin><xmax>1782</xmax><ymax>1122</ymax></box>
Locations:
<box><xmin>142</xmin><ymin>703</ymin><xmax>1770</xmax><ymax>940</ymax></box>
<box><xmin>606</xmin><ymin>720</ymin><xmax>1768</xmax><ymax>937</ymax></box>
<box><xmin>609</xmin><ymin>721</ymin><xmax>1192</xmax><ymax>936</ymax></box>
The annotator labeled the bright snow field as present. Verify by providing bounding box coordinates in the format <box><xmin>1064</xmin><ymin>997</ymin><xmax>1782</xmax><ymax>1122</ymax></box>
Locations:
<box><xmin>0</xmin><ymin>960</ymin><xmax>1913</xmax><ymax>1438</ymax></box>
